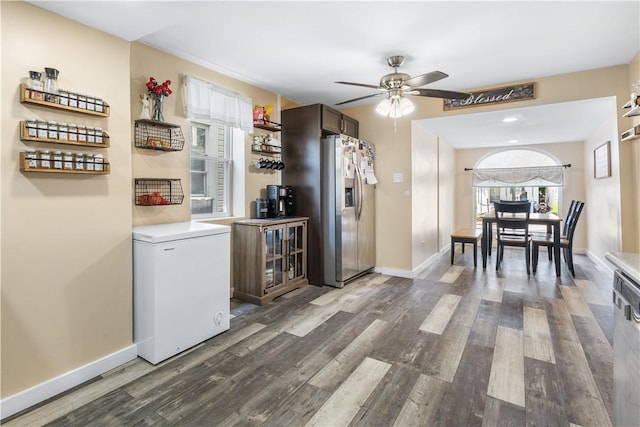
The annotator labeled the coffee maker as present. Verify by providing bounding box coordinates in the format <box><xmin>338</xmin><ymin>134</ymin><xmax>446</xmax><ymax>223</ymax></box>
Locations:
<box><xmin>267</xmin><ymin>185</ymin><xmax>294</xmax><ymax>217</ymax></box>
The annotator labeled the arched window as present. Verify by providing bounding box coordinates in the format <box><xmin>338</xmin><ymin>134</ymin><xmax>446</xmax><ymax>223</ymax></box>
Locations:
<box><xmin>473</xmin><ymin>148</ymin><xmax>563</xmax><ymax>228</ymax></box>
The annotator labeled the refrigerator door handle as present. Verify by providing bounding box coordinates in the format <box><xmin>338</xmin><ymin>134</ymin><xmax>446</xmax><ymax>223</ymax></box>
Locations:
<box><xmin>355</xmin><ymin>166</ymin><xmax>364</xmax><ymax>221</ymax></box>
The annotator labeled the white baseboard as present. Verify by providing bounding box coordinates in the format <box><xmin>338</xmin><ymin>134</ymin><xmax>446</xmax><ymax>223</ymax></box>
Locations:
<box><xmin>375</xmin><ymin>251</ymin><xmax>442</xmax><ymax>279</ymax></box>
<box><xmin>586</xmin><ymin>250</ymin><xmax>615</xmax><ymax>275</ymax></box>
<box><xmin>374</xmin><ymin>266</ymin><xmax>414</xmax><ymax>279</ymax></box>
<box><xmin>1</xmin><ymin>344</ymin><xmax>137</xmax><ymax>420</ymax></box>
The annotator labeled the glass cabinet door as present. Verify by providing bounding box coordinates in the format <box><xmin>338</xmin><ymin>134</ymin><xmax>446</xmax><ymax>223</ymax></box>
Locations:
<box><xmin>264</xmin><ymin>225</ymin><xmax>285</xmax><ymax>292</ymax></box>
<box><xmin>287</xmin><ymin>222</ymin><xmax>306</xmax><ymax>282</ymax></box>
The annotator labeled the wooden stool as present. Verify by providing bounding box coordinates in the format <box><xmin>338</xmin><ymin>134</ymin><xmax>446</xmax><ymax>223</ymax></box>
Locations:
<box><xmin>451</xmin><ymin>228</ymin><xmax>483</xmax><ymax>267</ymax></box>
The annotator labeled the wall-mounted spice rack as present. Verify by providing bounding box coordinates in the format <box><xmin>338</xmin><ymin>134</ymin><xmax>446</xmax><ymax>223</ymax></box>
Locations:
<box><xmin>19</xmin><ymin>152</ymin><xmax>110</xmax><ymax>175</ymax></box>
<box><xmin>134</xmin><ymin>178</ymin><xmax>184</xmax><ymax>206</ymax></box>
<box><xmin>253</xmin><ymin>120</ymin><xmax>282</xmax><ymax>132</ymax></box>
<box><xmin>134</xmin><ymin>119</ymin><xmax>185</xmax><ymax>151</ymax></box>
<box><xmin>19</xmin><ymin>120</ymin><xmax>110</xmax><ymax>148</ymax></box>
<box><xmin>20</xmin><ymin>84</ymin><xmax>110</xmax><ymax>117</ymax></box>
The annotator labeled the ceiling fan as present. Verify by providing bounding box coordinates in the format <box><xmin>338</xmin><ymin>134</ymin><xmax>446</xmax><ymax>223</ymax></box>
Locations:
<box><xmin>335</xmin><ymin>55</ymin><xmax>469</xmax><ymax>118</ymax></box>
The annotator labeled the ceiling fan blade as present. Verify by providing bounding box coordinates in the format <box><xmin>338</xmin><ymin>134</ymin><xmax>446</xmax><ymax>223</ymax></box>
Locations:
<box><xmin>335</xmin><ymin>81</ymin><xmax>381</xmax><ymax>90</ymax></box>
<box><xmin>410</xmin><ymin>88</ymin><xmax>470</xmax><ymax>100</ymax></box>
<box><xmin>335</xmin><ymin>92</ymin><xmax>386</xmax><ymax>105</ymax></box>
<box><xmin>404</xmin><ymin>71</ymin><xmax>448</xmax><ymax>88</ymax></box>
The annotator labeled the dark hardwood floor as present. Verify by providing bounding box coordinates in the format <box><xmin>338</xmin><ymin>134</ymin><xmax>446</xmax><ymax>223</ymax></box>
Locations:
<box><xmin>4</xmin><ymin>248</ymin><xmax>615</xmax><ymax>426</ymax></box>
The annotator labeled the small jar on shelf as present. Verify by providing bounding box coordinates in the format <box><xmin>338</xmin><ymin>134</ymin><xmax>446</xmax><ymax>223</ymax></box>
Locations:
<box><xmin>52</xmin><ymin>151</ymin><xmax>63</xmax><ymax>169</ymax></box>
<box><xmin>74</xmin><ymin>152</ymin><xmax>84</xmax><ymax>170</ymax></box>
<box><xmin>85</xmin><ymin>154</ymin><xmax>94</xmax><ymax>171</ymax></box>
<box><xmin>95</xmin><ymin>97</ymin><xmax>104</xmax><ymax>113</ymax></box>
<box><xmin>86</xmin><ymin>126</ymin><xmax>96</xmax><ymax>143</ymax></box>
<box><xmin>47</xmin><ymin>121</ymin><xmax>58</xmax><ymax>140</ymax></box>
<box><xmin>63</xmin><ymin>152</ymin><xmax>74</xmax><ymax>170</ymax></box>
<box><xmin>25</xmin><ymin>118</ymin><xmax>37</xmax><ymax>138</ymax></box>
<box><xmin>77</xmin><ymin>125</ymin><xmax>87</xmax><ymax>142</ymax></box>
<box><xmin>68</xmin><ymin>91</ymin><xmax>78</xmax><ymax>108</ymax></box>
<box><xmin>37</xmin><ymin>120</ymin><xmax>48</xmax><ymax>139</ymax></box>
<box><xmin>40</xmin><ymin>150</ymin><xmax>51</xmax><ymax>168</ymax></box>
<box><xmin>68</xmin><ymin>123</ymin><xmax>78</xmax><ymax>142</ymax></box>
<box><xmin>94</xmin><ymin>154</ymin><xmax>104</xmax><ymax>171</ymax></box>
<box><xmin>25</xmin><ymin>149</ymin><xmax>37</xmax><ymax>169</ymax></box>
<box><xmin>59</xmin><ymin>89</ymin><xmax>69</xmax><ymax>106</ymax></box>
<box><xmin>86</xmin><ymin>95</ymin><xmax>96</xmax><ymax>111</ymax></box>
<box><xmin>58</xmin><ymin>122</ymin><xmax>69</xmax><ymax>141</ymax></box>
<box><xmin>77</xmin><ymin>93</ymin><xmax>87</xmax><ymax>110</ymax></box>
<box><xmin>95</xmin><ymin>127</ymin><xmax>103</xmax><ymax>144</ymax></box>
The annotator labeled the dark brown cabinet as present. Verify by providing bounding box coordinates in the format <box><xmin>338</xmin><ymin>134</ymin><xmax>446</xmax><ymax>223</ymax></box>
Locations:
<box><xmin>321</xmin><ymin>104</ymin><xmax>359</xmax><ymax>138</ymax></box>
<box><xmin>281</xmin><ymin>104</ymin><xmax>359</xmax><ymax>285</ymax></box>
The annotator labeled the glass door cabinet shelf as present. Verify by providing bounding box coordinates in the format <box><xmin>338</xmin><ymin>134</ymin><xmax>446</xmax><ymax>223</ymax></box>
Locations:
<box><xmin>233</xmin><ymin>217</ymin><xmax>308</xmax><ymax>305</ymax></box>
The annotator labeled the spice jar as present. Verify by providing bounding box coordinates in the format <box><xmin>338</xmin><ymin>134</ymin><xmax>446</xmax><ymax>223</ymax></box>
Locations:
<box><xmin>25</xmin><ymin>149</ymin><xmax>37</xmax><ymax>168</ymax></box>
<box><xmin>37</xmin><ymin>120</ymin><xmax>48</xmax><ymax>139</ymax></box>
<box><xmin>77</xmin><ymin>125</ymin><xmax>87</xmax><ymax>142</ymax></box>
<box><xmin>77</xmin><ymin>93</ymin><xmax>87</xmax><ymax>110</ymax></box>
<box><xmin>85</xmin><ymin>154</ymin><xmax>94</xmax><ymax>171</ymax></box>
<box><xmin>95</xmin><ymin>127</ymin><xmax>103</xmax><ymax>144</ymax></box>
<box><xmin>74</xmin><ymin>152</ymin><xmax>84</xmax><ymax>170</ymax></box>
<box><xmin>59</xmin><ymin>88</ymin><xmax>69</xmax><ymax>106</ymax></box>
<box><xmin>86</xmin><ymin>126</ymin><xmax>96</xmax><ymax>143</ymax></box>
<box><xmin>95</xmin><ymin>97</ymin><xmax>104</xmax><ymax>113</ymax></box>
<box><xmin>47</xmin><ymin>121</ymin><xmax>58</xmax><ymax>140</ymax></box>
<box><xmin>53</xmin><ymin>151</ymin><xmax>63</xmax><ymax>169</ymax></box>
<box><xmin>68</xmin><ymin>91</ymin><xmax>78</xmax><ymax>108</ymax></box>
<box><xmin>86</xmin><ymin>95</ymin><xmax>96</xmax><ymax>111</ymax></box>
<box><xmin>27</xmin><ymin>71</ymin><xmax>44</xmax><ymax>101</ymax></box>
<box><xmin>63</xmin><ymin>152</ymin><xmax>73</xmax><ymax>170</ymax></box>
<box><xmin>93</xmin><ymin>154</ymin><xmax>104</xmax><ymax>171</ymax></box>
<box><xmin>58</xmin><ymin>122</ymin><xmax>68</xmax><ymax>141</ymax></box>
<box><xmin>39</xmin><ymin>150</ymin><xmax>51</xmax><ymax>168</ymax></box>
<box><xmin>25</xmin><ymin>118</ymin><xmax>38</xmax><ymax>138</ymax></box>
<box><xmin>68</xmin><ymin>123</ymin><xmax>78</xmax><ymax>142</ymax></box>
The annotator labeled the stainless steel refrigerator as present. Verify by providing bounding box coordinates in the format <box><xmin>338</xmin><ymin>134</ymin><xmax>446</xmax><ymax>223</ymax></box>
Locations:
<box><xmin>321</xmin><ymin>135</ymin><xmax>376</xmax><ymax>287</ymax></box>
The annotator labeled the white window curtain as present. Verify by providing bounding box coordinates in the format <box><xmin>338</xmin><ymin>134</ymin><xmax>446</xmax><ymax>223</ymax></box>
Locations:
<box><xmin>472</xmin><ymin>165</ymin><xmax>564</xmax><ymax>187</ymax></box>
<box><xmin>184</xmin><ymin>75</ymin><xmax>253</xmax><ymax>132</ymax></box>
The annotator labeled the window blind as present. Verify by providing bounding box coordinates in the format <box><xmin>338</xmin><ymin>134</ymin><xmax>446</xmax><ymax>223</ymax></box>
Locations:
<box><xmin>184</xmin><ymin>75</ymin><xmax>253</xmax><ymax>132</ymax></box>
<box><xmin>472</xmin><ymin>165</ymin><xmax>564</xmax><ymax>187</ymax></box>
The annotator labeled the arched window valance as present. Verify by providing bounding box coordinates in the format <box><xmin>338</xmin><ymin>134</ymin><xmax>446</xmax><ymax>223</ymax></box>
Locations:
<box><xmin>472</xmin><ymin>165</ymin><xmax>564</xmax><ymax>187</ymax></box>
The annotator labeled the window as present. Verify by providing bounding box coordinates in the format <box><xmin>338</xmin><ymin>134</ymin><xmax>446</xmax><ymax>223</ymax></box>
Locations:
<box><xmin>190</xmin><ymin>122</ymin><xmax>232</xmax><ymax>217</ymax></box>
<box><xmin>472</xmin><ymin>149</ymin><xmax>562</xmax><ymax>228</ymax></box>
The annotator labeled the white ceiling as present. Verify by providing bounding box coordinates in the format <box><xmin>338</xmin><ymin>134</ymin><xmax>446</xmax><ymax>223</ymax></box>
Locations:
<box><xmin>28</xmin><ymin>1</ymin><xmax>639</xmax><ymax>148</ymax></box>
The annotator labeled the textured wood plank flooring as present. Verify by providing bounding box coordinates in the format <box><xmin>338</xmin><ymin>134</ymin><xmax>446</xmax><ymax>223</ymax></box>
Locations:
<box><xmin>4</xmin><ymin>248</ymin><xmax>615</xmax><ymax>426</ymax></box>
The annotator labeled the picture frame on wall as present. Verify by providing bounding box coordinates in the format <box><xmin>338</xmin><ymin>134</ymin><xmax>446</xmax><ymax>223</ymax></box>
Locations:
<box><xmin>593</xmin><ymin>141</ymin><xmax>611</xmax><ymax>179</ymax></box>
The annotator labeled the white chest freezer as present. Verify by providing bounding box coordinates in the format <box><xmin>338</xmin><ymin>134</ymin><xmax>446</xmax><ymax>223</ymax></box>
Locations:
<box><xmin>133</xmin><ymin>221</ymin><xmax>231</xmax><ymax>364</ymax></box>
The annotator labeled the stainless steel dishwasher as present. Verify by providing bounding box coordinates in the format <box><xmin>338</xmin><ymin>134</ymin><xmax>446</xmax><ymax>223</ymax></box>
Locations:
<box><xmin>612</xmin><ymin>269</ymin><xmax>640</xmax><ymax>426</ymax></box>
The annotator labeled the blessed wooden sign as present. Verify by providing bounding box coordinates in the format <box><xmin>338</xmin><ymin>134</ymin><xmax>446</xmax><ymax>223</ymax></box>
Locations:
<box><xmin>443</xmin><ymin>82</ymin><xmax>536</xmax><ymax>110</ymax></box>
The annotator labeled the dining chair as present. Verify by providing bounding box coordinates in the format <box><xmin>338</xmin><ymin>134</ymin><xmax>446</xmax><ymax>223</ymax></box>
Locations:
<box><xmin>494</xmin><ymin>201</ymin><xmax>532</xmax><ymax>274</ymax></box>
<box><xmin>532</xmin><ymin>201</ymin><xmax>584</xmax><ymax>276</ymax></box>
<box><xmin>487</xmin><ymin>200</ymin><xmax>531</xmax><ymax>255</ymax></box>
<box><xmin>537</xmin><ymin>199</ymin><xmax>579</xmax><ymax>262</ymax></box>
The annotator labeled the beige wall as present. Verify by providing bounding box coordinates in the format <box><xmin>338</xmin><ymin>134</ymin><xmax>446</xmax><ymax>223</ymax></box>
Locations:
<box><xmin>1</xmin><ymin>2</ymin><xmax>132</xmax><ymax>397</ymax></box>
<box><xmin>130</xmin><ymin>43</ymin><xmax>283</xmax><ymax>227</ymax></box>
<box><xmin>344</xmin><ymin>64</ymin><xmax>637</xmax><ymax>274</ymax></box>
<box><xmin>438</xmin><ymin>139</ymin><xmax>456</xmax><ymax>252</ymax></box>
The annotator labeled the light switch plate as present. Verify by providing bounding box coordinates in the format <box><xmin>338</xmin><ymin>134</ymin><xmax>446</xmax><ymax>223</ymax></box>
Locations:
<box><xmin>393</xmin><ymin>173</ymin><xmax>403</xmax><ymax>183</ymax></box>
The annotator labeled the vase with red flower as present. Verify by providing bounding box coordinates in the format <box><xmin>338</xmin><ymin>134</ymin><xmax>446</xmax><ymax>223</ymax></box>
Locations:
<box><xmin>146</xmin><ymin>77</ymin><xmax>172</xmax><ymax>122</ymax></box>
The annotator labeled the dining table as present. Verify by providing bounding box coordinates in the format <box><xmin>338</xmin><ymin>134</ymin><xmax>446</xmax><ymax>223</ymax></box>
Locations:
<box><xmin>480</xmin><ymin>211</ymin><xmax>563</xmax><ymax>276</ymax></box>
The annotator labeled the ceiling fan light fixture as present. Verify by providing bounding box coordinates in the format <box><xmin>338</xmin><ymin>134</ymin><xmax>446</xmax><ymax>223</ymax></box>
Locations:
<box><xmin>376</xmin><ymin>98</ymin><xmax>392</xmax><ymax>116</ymax></box>
<box><xmin>399</xmin><ymin>97</ymin><xmax>415</xmax><ymax>115</ymax></box>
